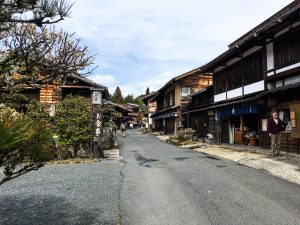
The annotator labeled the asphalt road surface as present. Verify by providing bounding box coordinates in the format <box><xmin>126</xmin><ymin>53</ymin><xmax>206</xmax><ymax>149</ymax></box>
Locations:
<box><xmin>119</xmin><ymin>130</ymin><xmax>300</xmax><ymax>225</ymax></box>
<box><xmin>1</xmin><ymin>130</ymin><xmax>300</xmax><ymax>225</ymax></box>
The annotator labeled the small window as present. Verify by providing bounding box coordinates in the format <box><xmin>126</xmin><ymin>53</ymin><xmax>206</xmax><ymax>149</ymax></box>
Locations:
<box><xmin>181</xmin><ymin>87</ymin><xmax>193</xmax><ymax>97</ymax></box>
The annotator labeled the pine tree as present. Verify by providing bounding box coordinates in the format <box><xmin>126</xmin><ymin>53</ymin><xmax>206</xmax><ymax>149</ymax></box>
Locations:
<box><xmin>112</xmin><ymin>87</ymin><xmax>124</xmax><ymax>103</ymax></box>
<box><xmin>133</xmin><ymin>97</ymin><xmax>144</xmax><ymax>106</ymax></box>
<box><xmin>124</xmin><ymin>94</ymin><xmax>134</xmax><ymax>103</ymax></box>
<box><xmin>146</xmin><ymin>87</ymin><xmax>150</xmax><ymax>95</ymax></box>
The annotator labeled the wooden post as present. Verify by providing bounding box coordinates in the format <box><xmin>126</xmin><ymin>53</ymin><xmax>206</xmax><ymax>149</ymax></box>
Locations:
<box><xmin>240</xmin><ymin>115</ymin><xmax>245</xmax><ymax>145</ymax></box>
<box><xmin>187</xmin><ymin>112</ymin><xmax>190</xmax><ymax>128</ymax></box>
<box><xmin>174</xmin><ymin>117</ymin><xmax>177</xmax><ymax>136</ymax></box>
<box><xmin>286</xmin><ymin>132</ymin><xmax>289</xmax><ymax>154</ymax></box>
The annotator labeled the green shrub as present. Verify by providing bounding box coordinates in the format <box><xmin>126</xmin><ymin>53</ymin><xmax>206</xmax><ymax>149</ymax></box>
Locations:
<box><xmin>27</xmin><ymin>100</ymin><xmax>51</xmax><ymax>123</ymax></box>
<box><xmin>0</xmin><ymin>104</ymin><xmax>53</xmax><ymax>185</ymax></box>
<box><xmin>54</xmin><ymin>96</ymin><xmax>91</xmax><ymax>156</ymax></box>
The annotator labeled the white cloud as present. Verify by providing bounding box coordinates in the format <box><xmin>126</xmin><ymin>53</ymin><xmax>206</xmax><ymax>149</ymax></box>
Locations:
<box><xmin>90</xmin><ymin>74</ymin><xmax>119</xmax><ymax>93</ymax></box>
<box><xmin>119</xmin><ymin>70</ymin><xmax>174</xmax><ymax>96</ymax></box>
<box><xmin>90</xmin><ymin>71</ymin><xmax>174</xmax><ymax>97</ymax></box>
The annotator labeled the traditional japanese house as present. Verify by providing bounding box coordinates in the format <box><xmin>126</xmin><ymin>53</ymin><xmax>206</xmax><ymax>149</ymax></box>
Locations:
<box><xmin>141</xmin><ymin>92</ymin><xmax>158</xmax><ymax>129</ymax></box>
<box><xmin>182</xmin><ymin>86</ymin><xmax>217</xmax><ymax>139</ymax></box>
<box><xmin>103</xmin><ymin>100</ymin><xmax>131</xmax><ymax>126</ymax></box>
<box><xmin>199</xmin><ymin>1</ymin><xmax>300</xmax><ymax>152</ymax></box>
<box><xmin>121</xmin><ymin>103</ymin><xmax>142</xmax><ymax>128</ymax></box>
<box><xmin>19</xmin><ymin>74</ymin><xmax>108</xmax><ymax>114</ymax></box>
<box><xmin>151</xmin><ymin>68</ymin><xmax>212</xmax><ymax>135</ymax></box>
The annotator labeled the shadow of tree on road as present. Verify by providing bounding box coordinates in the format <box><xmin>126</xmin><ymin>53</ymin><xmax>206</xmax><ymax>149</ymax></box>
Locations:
<box><xmin>0</xmin><ymin>194</ymin><xmax>112</xmax><ymax>225</ymax></box>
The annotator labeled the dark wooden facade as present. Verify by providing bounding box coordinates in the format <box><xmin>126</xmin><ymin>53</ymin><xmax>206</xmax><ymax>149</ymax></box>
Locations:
<box><xmin>183</xmin><ymin>86</ymin><xmax>214</xmax><ymax>137</ymax></box>
<box><xmin>192</xmin><ymin>1</ymin><xmax>300</xmax><ymax>153</ymax></box>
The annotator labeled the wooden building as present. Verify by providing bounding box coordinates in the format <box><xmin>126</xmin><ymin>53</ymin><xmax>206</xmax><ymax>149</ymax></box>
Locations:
<box><xmin>151</xmin><ymin>68</ymin><xmax>212</xmax><ymax>135</ymax></box>
<box><xmin>121</xmin><ymin>103</ymin><xmax>142</xmax><ymax>128</ymax></box>
<box><xmin>141</xmin><ymin>92</ymin><xmax>158</xmax><ymax>129</ymax></box>
<box><xmin>182</xmin><ymin>86</ymin><xmax>217</xmax><ymax>139</ymax></box>
<box><xmin>103</xmin><ymin>100</ymin><xmax>131</xmax><ymax>126</ymax></box>
<box><xmin>21</xmin><ymin>74</ymin><xmax>108</xmax><ymax>114</ymax></box>
<box><xmin>188</xmin><ymin>1</ymin><xmax>300</xmax><ymax>153</ymax></box>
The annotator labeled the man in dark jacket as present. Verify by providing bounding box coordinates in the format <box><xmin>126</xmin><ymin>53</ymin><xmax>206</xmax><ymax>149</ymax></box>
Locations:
<box><xmin>267</xmin><ymin>112</ymin><xmax>285</xmax><ymax>156</ymax></box>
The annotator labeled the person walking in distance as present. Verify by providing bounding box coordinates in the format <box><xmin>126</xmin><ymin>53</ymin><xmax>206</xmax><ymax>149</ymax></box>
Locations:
<box><xmin>267</xmin><ymin>112</ymin><xmax>285</xmax><ymax>157</ymax></box>
<box><xmin>120</xmin><ymin>122</ymin><xmax>126</xmax><ymax>138</ymax></box>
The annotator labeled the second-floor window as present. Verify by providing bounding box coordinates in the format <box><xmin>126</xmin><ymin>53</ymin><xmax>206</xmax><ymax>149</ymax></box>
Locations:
<box><xmin>227</xmin><ymin>61</ymin><xmax>243</xmax><ymax>90</ymax></box>
<box><xmin>274</xmin><ymin>28</ymin><xmax>300</xmax><ymax>69</ymax></box>
<box><xmin>243</xmin><ymin>50</ymin><xmax>264</xmax><ymax>85</ymax></box>
<box><xmin>214</xmin><ymin>70</ymin><xmax>227</xmax><ymax>95</ymax></box>
<box><xmin>157</xmin><ymin>97</ymin><xmax>164</xmax><ymax>111</ymax></box>
<box><xmin>165</xmin><ymin>91</ymin><xmax>175</xmax><ymax>108</ymax></box>
<box><xmin>181</xmin><ymin>87</ymin><xmax>193</xmax><ymax>96</ymax></box>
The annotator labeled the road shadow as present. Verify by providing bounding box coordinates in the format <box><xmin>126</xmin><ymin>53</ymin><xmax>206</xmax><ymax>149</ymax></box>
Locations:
<box><xmin>198</xmin><ymin>154</ymin><xmax>220</xmax><ymax>160</ymax></box>
<box><xmin>0</xmin><ymin>194</ymin><xmax>111</xmax><ymax>225</ymax></box>
<box><xmin>173</xmin><ymin>157</ymin><xmax>190</xmax><ymax>161</ymax></box>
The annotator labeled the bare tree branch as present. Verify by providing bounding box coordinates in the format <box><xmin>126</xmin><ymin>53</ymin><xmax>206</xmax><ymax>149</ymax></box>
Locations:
<box><xmin>0</xmin><ymin>24</ymin><xmax>96</xmax><ymax>90</ymax></box>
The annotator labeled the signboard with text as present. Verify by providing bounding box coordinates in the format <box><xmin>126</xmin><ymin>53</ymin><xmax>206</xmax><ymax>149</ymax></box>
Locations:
<box><xmin>92</xmin><ymin>91</ymin><xmax>102</xmax><ymax>105</ymax></box>
<box><xmin>93</xmin><ymin>108</ymin><xmax>103</xmax><ymax>142</ymax></box>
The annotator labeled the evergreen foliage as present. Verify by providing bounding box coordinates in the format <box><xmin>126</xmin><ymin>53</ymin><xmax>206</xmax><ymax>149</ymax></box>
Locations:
<box><xmin>54</xmin><ymin>96</ymin><xmax>91</xmax><ymax>155</ymax></box>
<box><xmin>146</xmin><ymin>87</ymin><xmax>150</xmax><ymax>95</ymax></box>
<box><xmin>112</xmin><ymin>86</ymin><xmax>124</xmax><ymax>103</ymax></box>
<box><xmin>0</xmin><ymin>104</ymin><xmax>52</xmax><ymax>185</ymax></box>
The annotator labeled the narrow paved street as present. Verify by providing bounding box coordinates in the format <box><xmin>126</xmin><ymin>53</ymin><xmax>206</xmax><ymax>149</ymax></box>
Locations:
<box><xmin>1</xmin><ymin>130</ymin><xmax>300</xmax><ymax>225</ymax></box>
<box><xmin>119</xmin><ymin>131</ymin><xmax>300</xmax><ymax>225</ymax></box>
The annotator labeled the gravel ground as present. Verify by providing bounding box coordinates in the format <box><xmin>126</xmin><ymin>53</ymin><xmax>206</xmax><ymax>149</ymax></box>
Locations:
<box><xmin>0</xmin><ymin>161</ymin><xmax>123</xmax><ymax>225</ymax></box>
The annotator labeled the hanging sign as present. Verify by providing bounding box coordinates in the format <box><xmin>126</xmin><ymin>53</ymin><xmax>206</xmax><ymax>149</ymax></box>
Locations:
<box><xmin>92</xmin><ymin>90</ymin><xmax>102</xmax><ymax>105</ymax></box>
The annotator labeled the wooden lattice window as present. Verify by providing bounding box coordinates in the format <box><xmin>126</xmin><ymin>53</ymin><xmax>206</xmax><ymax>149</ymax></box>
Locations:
<box><xmin>274</xmin><ymin>28</ymin><xmax>300</xmax><ymax>69</ymax></box>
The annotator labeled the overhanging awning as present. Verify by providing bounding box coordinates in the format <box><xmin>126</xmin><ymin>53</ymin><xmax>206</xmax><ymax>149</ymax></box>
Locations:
<box><xmin>151</xmin><ymin>107</ymin><xmax>178</xmax><ymax>120</ymax></box>
<box><xmin>218</xmin><ymin>105</ymin><xmax>258</xmax><ymax>118</ymax></box>
<box><xmin>183</xmin><ymin>92</ymin><xmax>265</xmax><ymax>115</ymax></box>
<box><xmin>152</xmin><ymin>112</ymin><xmax>175</xmax><ymax>120</ymax></box>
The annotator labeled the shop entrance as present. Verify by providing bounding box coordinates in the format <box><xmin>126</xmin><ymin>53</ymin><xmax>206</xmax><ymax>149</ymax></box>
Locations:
<box><xmin>229</xmin><ymin>114</ymin><xmax>259</xmax><ymax>145</ymax></box>
<box><xmin>166</xmin><ymin>118</ymin><xmax>175</xmax><ymax>134</ymax></box>
<box><xmin>219</xmin><ymin>105</ymin><xmax>259</xmax><ymax>146</ymax></box>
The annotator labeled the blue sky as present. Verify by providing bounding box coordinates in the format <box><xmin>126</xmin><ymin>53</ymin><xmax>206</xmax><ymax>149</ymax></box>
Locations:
<box><xmin>57</xmin><ymin>0</ymin><xmax>293</xmax><ymax>96</ymax></box>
